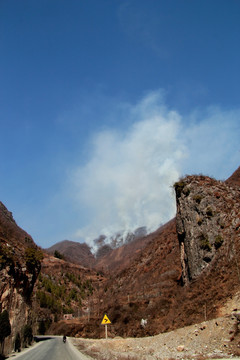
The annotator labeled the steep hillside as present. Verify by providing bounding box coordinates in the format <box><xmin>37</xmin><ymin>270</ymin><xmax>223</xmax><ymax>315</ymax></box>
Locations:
<box><xmin>58</xmin><ymin>167</ymin><xmax>240</xmax><ymax>339</ymax></box>
<box><xmin>2</xmin><ymin>165</ymin><xmax>239</xmax><ymax>349</ymax></box>
<box><xmin>49</xmin><ymin>218</ymin><xmax>180</xmax><ymax>338</ymax></box>
<box><xmin>0</xmin><ymin>201</ymin><xmax>42</xmax><ymax>356</ymax></box>
<box><xmin>46</xmin><ymin>232</ymin><xmax>152</xmax><ymax>274</ymax></box>
<box><xmin>225</xmin><ymin>165</ymin><xmax>240</xmax><ymax>186</ymax></box>
<box><xmin>175</xmin><ymin>174</ymin><xmax>240</xmax><ymax>284</ymax></box>
<box><xmin>98</xmin><ymin>218</ymin><xmax>181</xmax><ymax>337</ymax></box>
<box><xmin>94</xmin><ymin>233</ymin><xmax>153</xmax><ymax>273</ymax></box>
<box><xmin>32</xmin><ymin>253</ymin><xmax>106</xmax><ymax>335</ymax></box>
<box><xmin>97</xmin><ymin>170</ymin><xmax>240</xmax><ymax>338</ymax></box>
<box><xmin>46</xmin><ymin>240</ymin><xmax>95</xmax><ymax>268</ymax></box>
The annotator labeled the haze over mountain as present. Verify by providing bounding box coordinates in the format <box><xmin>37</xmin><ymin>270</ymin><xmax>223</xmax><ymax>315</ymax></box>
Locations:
<box><xmin>46</xmin><ymin>167</ymin><xmax>240</xmax><ymax>274</ymax></box>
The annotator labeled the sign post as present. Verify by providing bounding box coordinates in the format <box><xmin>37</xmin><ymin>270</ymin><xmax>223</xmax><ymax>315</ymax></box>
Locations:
<box><xmin>101</xmin><ymin>314</ymin><xmax>111</xmax><ymax>340</ymax></box>
<box><xmin>105</xmin><ymin>324</ymin><xmax>108</xmax><ymax>340</ymax></box>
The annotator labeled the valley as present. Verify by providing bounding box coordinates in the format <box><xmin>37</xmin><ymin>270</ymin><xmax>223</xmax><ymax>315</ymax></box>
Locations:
<box><xmin>0</xmin><ymin>166</ymin><xmax>240</xmax><ymax>359</ymax></box>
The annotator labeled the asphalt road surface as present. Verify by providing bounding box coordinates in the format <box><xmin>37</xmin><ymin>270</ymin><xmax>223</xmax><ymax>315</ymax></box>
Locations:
<box><xmin>9</xmin><ymin>336</ymin><xmax>90</xmax><ymax>360</ymax></box>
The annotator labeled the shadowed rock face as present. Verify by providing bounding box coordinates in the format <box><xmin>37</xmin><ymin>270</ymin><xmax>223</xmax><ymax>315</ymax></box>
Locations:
<box><xmin>175</xmin><ymin>175</ymin><xmax>240</xmax><ymax>284</ymax></box>
<box><xmin>0</xmin><ymin>201</ymin><xmax>41</xmax><ymax>355</ymax></box>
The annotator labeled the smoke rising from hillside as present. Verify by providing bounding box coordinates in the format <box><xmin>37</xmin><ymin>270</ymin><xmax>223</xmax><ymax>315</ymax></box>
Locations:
<box><xmin>72</xmin><ymin>92</ymin><xmax>186</xmax><ymax>246</ymax></box>
<box><xmin>71</xmin><ymin>91</ymin><xmax>240</xmax><ymax>248</ymax></box>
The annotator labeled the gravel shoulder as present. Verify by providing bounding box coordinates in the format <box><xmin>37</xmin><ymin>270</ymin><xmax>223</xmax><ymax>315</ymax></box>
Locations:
<box><xmin>71</xmin><ymin>315</ymin><xmax>240</xmax><ymax>360</ymax></box>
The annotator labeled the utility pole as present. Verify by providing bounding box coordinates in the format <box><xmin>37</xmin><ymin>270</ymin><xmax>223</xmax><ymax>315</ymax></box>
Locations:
<box><xmin>204</xmin><ymin>303</ymin><xmax>207</xmax><ymax>321</ymax></box>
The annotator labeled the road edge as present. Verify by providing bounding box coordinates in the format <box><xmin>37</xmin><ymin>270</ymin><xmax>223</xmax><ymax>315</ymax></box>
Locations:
<box><xmin>68</xmin><ymin>337</ymin><xmax>94</xmax><ymax>360</ymax></box>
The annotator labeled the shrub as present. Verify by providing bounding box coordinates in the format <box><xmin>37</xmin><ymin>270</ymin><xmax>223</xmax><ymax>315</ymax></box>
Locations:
<box><xmin>174</xmin><ymin>180</ymin><xmax>186</xmax><ymax>197</ymax></box>
<box><xmin>0</xmin><ymin>245</ymin><xmax>14</xmax><ymax>270</ymax></box>
<box><xmin>196</xmin><ymin>215</ymin><xmax>203</xmax><ymax>225</ymax></box>
<box><xmin>199</xmin><ymin>235</ymin><xmax>212</xmax><ymax>251</ymax></box>
<box><xmin>38</xmin><ymin>319</ymin><xmax>52</xmax><ymax>335</ymax></box>
<box><xmin>206</xmin><ymin>206</ymin><xmax>214</xmax><ymax>217</ymax></box>
<box><xmin>22</xmin><ymin>324</ymin><xmax>33</xmax><ymax>346</ymax></box>
<box><xmin>36</xmin><ymin>291</ymin><xmax>62</xmax><ymax>313</ymax></box>
<box><xmin>38</xmin><ymin>321</ymin><xmax>46</xmax><ymax>335</ymax></box>
<box><xmin>24</xmin><ymin>237</ymin><xmax>33</xmax><ymax>245</ymax></box>
<box><xmin>24</xmin><ymin>247</ymin><xmax>43</xmax><ymax>273</ymax></box>
<box><xmin>214</xmin><ymin>235</ymin><xmax>224</xmax><ymax>249</ymax></box>
<box><xmin>0</xmin><ymin>310</ymin><xmax>11</xmax><ymax>340</ymax></box>
<box><xmin>14</xmin><ymin>332</ymin><xmax>21</xmax><ymax>352</ymax></box>
<box><xmin>54</xmin><ymin>250</ymin><xmax>65</xmax><ymax>260</ymax></box>
<box><xmin>183</xmin><ymin>187</ymin><xmax>190</xmax><ymax>196</ymax></box>
<box><xmin>0</xmin><ymin>310</ymin><xmax>11</xmax><ymax>357</ymax></box>
<box><xmin>193</xmin><ymin>194</ymin><xmax>203</xmax><ymax>204</ymax></box>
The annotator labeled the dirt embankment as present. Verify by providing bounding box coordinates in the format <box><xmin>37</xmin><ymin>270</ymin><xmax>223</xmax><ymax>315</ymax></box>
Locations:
<box><xmin>71</xmin><ymin>294</ymin><xmax>240</xmax><ymax>360</ymax></box>
<box><xmin>71</xmin><ymin>316</ymin><xmax>240</xmax><ymax>360</ymax></box>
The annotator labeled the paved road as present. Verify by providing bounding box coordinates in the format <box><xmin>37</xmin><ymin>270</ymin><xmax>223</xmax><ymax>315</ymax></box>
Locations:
<box><xmin>9</xmin><ymin>336</ymin><xmax>90</xmax><ymax>360</ymax></box>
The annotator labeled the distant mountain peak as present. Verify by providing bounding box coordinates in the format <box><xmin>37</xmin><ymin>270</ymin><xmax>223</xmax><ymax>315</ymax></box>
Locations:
<box><xmin>225</xmin><ymin>166</ymin><xmax>240</xmax><ymax>186</ymax></box>
<box><xmin>45</xmin><ymin>240</ymin><xmax>95</xmax><ymax>268</ymax></box>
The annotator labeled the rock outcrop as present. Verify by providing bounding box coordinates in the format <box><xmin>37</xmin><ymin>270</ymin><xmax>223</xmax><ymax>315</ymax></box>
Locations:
<box><xmin>0</xmin><ymin>201</ymin><xmax>42</xmax><ymax>356</ymax></box>
<box><xmin>175</xmin><ymin>175</ymin><xmax>240</xmax><ymax>284</ymax></box>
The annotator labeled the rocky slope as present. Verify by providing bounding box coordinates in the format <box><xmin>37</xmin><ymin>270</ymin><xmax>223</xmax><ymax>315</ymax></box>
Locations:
<box><xmin>72</xmin><ymin>303</ymin><xmax>240</xmax><ymax>359</ymax></box>
<box><xmin>0</xmin><ymin>201</ymin><xmax>42</xmax><ymax>355</ymax></box>
<box><xmin>225</xmin><ymin>165</ymin><xmax>240</xmax><ymax>186</ymax></box>
<box><xmin>45</xmin><ymin>231</ymin><xmax>152</xmax><ymax>274</ymax></box>
<box><xmin>49</xmin><ymin>218</ymin><xmax>181</xmax><ymax>338</ymax></box>
<box><xmin>175</xmin><ymin>174</ymin><xmax>240</xmax><ymax>284</ymax></box>
<box><xmin>1</xmin><ymin>165</ymin><xmax>240</xmax><ymax>356</ymax></box>
<box><xmin>66</xmin><ymin>168</ymin><xmax>240</xmax><ymax>339</ymax></box>
<box><xmin>94</xmin><ymin>233</ymin><xmax>153</xmax><ymax>273</ymax></box>
<box><xmin>33</xmin><ymin>252</ymin><xmax>106</xmax><ymax>332</ymax></box>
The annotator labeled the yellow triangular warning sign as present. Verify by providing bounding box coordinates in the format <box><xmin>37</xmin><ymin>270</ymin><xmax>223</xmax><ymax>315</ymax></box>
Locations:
<box><xmin>101</xmin><ymin>314</ymin><xmax>111</xmax><ymax>325</ymax></box>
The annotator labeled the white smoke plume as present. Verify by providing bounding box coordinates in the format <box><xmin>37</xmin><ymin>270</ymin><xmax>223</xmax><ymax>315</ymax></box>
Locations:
<box><xmin>69</xmin><ymin>91</ymin><xmax>240</xmax><ymax>249</ymax></box>
<box><xmin>71</xmin><ymin>92</ymin><xmax>186</xmax><ymax>247</ymax></box>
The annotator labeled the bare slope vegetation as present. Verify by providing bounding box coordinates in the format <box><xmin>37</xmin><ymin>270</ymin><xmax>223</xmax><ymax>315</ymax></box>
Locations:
<box><xmin>0</xmin><ymin>202</ymin><xmax>42</xmax><ymax>356</ymax></box>
<box><xmin>49</xmin><ymin>167</ymin><xmax>240</xmax><ymax>341</ymax></box>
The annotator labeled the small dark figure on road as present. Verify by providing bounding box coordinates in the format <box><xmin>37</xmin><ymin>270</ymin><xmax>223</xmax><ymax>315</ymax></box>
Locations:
<box><xmin>63</xmin><ymin>335</ymin><xmax>66</xmax><ymax>343</ymax></box>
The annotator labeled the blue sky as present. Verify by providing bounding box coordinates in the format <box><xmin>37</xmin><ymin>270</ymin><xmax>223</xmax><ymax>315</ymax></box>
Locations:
<box><xmin>0</xmin><ymin>0</ymin><xmax>239</xmax><ymax>249</ymax></box>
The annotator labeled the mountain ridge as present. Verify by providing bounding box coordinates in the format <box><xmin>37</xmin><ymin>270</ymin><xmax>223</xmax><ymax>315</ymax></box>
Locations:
<box><xmin>45</xmin><ymin>228</ymin><xmax>154</xmax><ymax>273</ymax></box>
<box><xmin>46</xmin><ymin>240</ymin><xmax>95</xmax><ymax>268</ymax></box>
<box><xmin>1</xmin><ymin>165</ymin><xmax>240</xmax><ymax>356</ymax></box>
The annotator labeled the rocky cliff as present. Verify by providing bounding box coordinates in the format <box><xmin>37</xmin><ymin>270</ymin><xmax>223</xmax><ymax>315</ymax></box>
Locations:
<box><xmin>75</xmin><ymin>169</ymin><xmax>240</xmax><ymax>338</ymax></box>
<box><xmin>1</xmin><ymin>166</ymin><xmax>240</xmax><ymax>345</ymax></box>
<box><xmin>175</xmin><ymin>175</ymin><xmax>240</xmax><ymax>284</ymax></box>
<box><xmin>0</xmin><ymin>201</ymin><xmax>42</xmax><ymax>356</ymax></box>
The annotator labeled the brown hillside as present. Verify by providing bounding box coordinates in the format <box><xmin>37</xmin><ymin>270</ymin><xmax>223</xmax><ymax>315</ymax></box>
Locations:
<box><xmin>94</xmin><ymin>233</ymin><xmax>153</xmax><ymax>273</ymax></box>
<box><xmin>32</xmin><ymin>252</ymin><xmax>106</xmax><ymax>334</ymax></box>
<box><xmin>225</xmin><ymin>165</ymin><xmax>240</xmax><ymax>186</ymax></box>
<box><xmin>0</xmin><ymin>201</ymin><xmax>36</xmax><ymax>252</ymax></box>
<box><xmin>53</xmin><ymin>167</ymin><xmax>240</xmax><ymax>339</ymax></box>
<box><xmin>46</xmin><ymin>240</ymin><xmax>95</xmax><ymax>268</ymax></box>
<box><xmin>46</xmin><ymin>233</ymin><xmax>153</xmax><ymax>274</ymax></box>
<box><xmin>49</xmin><ymin>218</ymin><xmax>180</xmax><ymax>338</ymax></box>
<box><xmin>2</xmin><ymin>165</ymin><xmax>240</xmax><ymax>348</ymax></box>
<box><xmin>0</xmin><ymin>201</ymin><xmax>42</xmax><ymax>356</ymax></box>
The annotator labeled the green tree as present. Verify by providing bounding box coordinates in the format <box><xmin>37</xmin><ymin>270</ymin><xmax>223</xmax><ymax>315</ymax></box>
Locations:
<box><xmin>0</xmin><ymin>245</ymin><xmax>14</xmax><ymax>270</ymax></box>
<box><xmin>22</xmin><ymin>324</ymin><xmax>33</xmax><ymax>347</ymax></box>
<box><xmin>0</xmin><ymin>310</ymin><xmax>11</xmax><ymax>357</ymax></box>
<box><xmin>24</xmin><ymin>247</ymin><xmax>43</xmax><ymax>273</ymax></box>
<box><xmin>14</xmin><ymin>332</ymin><xmax>21</xmax><ymax>352</ymax></box>
<box><xmin>38</xmin><ymin>321</ymin><xmax>46</xmax><ymax>335</ymax></box>
<box><xmin>54</xmin><ymin>250</ymin><xmax>65</xmax><ymax>260</ymax></box>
